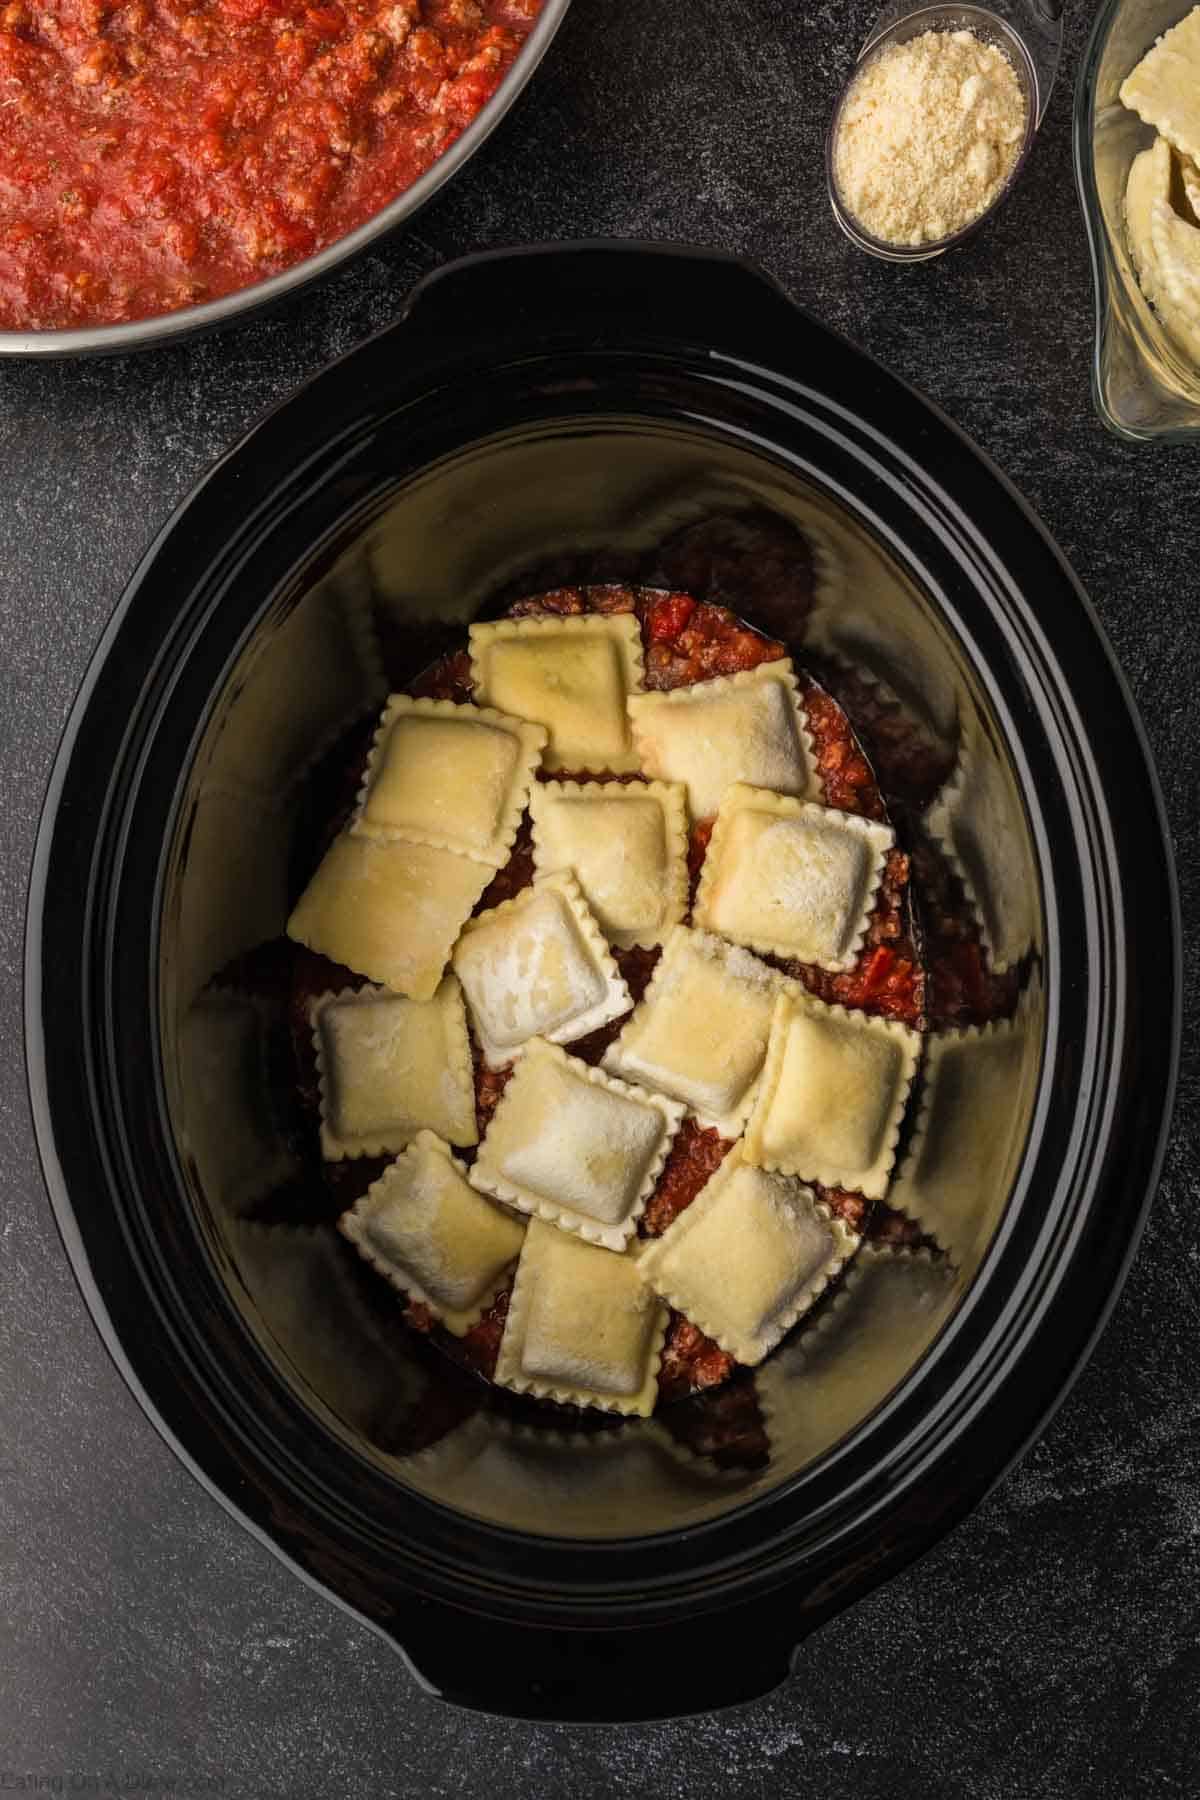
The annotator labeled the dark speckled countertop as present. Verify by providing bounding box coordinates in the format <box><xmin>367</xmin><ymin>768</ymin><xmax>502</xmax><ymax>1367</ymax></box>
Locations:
<box><xmin>2</xmin><ymin>1</ymin><xmax>1197</xmax><ymax>1792</ymax></box>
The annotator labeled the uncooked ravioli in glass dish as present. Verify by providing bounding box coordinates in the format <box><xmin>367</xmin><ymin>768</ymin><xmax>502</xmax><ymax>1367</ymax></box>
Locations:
<box><xmin>1120</xmin><ymin>7</ymin><xmax>1200</xmax><ymax>366</ymax></box>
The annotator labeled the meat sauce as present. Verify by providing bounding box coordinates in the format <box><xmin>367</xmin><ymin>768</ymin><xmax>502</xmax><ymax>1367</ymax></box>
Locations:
<box><xmin>0</xmin><ymin>0</ymin><xmax>544</xmax><ymax>328</ymax></box>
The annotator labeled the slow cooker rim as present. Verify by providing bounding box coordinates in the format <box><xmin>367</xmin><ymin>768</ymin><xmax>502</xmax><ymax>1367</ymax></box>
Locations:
<box><xmin>39</xmin><ymin>401</ymin><xmax>1173</xmax><ymax>1569</ymax></box>
<box><xmin>24</xmin><ymin>246</ymin><xmax>1181</xmax><ymax>1667</ymax></box>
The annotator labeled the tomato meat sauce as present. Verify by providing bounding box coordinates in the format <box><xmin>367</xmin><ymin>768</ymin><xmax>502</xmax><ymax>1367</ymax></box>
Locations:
<box><xmin>0</xmin><ymin>0</ymin><xmax>543</xmax><ymax>328</ymax></box>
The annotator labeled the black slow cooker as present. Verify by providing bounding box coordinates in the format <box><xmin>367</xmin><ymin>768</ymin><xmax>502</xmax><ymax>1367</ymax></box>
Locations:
<box><xmin>25</xmin><ymin>243</ymin><xmax>1180</xmax><ymax>1721</ymax></box>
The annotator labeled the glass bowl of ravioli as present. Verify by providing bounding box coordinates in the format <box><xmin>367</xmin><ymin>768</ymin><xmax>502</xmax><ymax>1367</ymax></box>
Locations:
<box><xmin>26</xmin><ymin>242</ymin><xmax>1178</xmax><ymax>1720</ymax></box>
<box><xmin>1077</xmin><ymin>0</ymin><xmax>1200</xmax><ymax>440</ymax></box>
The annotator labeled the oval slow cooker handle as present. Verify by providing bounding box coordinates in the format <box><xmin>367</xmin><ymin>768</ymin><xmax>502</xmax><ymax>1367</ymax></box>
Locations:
<box><xmin>395</xmin><ymin>239</ymin><xmax>800</xmax><ymax>355</ymax></box>
<box><xmin>397</xmin><ymin>1593</ymin><xmax>801</xmax><ymax>1722</ymax></box>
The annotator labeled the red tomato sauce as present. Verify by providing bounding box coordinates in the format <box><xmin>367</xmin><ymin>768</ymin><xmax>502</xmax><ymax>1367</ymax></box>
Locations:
<box><xmin>0</xmin><ymin>0</ymin><xmax>543</xmax><ymax>328</ymax></box>
<box><xmin>641</xmin><ymin>591</ymin><xmax>784</xmax><ymax>689</ymax></box>
<box><xmin>642</xmin><ymin>1119</ymin><xmax>730</xmax><ymax>1239</ymax></box>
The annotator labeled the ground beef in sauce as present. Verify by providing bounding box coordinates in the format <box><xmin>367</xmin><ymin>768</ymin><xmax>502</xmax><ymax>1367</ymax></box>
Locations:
<box><xmin>657</xmin><ymin>1317</ymin><xmax>737</xmax><ymax>1404</ymax></box>
<box><xmin>802</xmin><ymin>652</ymin><xmax>957</xmax><ymax>814</ymax></box>
<box><xmin>0</xmin><ymin>0</ymin><xmax>546</xmax><ymax>329</ymax></box>
<box><xmin>642</xmin><ymin>1119</ymin><xmax>730</xmax><ymax>1238</ymax></box>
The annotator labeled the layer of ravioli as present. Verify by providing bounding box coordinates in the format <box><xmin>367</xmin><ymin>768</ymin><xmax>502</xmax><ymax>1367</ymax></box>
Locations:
<box><xmin>264</xmin><ymin>577</ymin><xmax>1025</xmax><ymax>1424</ymax></box>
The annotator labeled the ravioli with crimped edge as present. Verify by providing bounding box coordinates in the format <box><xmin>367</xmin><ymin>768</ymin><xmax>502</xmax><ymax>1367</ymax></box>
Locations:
<box><xmin>270</xmin><ymin>578</ymin><xmax>1027</xmax><ymax>1418</ymax></box>
<box><xmin>1119</xmin><ymin>6</ymin><xmax>1200</xmax><ymax>370</ymax></box>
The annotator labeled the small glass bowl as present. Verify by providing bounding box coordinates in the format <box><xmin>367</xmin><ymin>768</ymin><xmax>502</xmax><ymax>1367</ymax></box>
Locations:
<box><xmin>1075</xmin><ymin>0</ymin><xmax>1200</xmax><ymax>443</ymax></box>
<box><xmin>826</xmin><ymin>4</ymin><xmax>1041</xmax><ymax>263</ymax></box>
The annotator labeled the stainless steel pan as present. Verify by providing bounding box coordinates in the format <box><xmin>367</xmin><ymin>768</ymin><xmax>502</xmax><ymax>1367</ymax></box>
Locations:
<box><xmin>0</xmin><ymin>0</ymin><xmax>570</xmax><ymax>358</ymax></box>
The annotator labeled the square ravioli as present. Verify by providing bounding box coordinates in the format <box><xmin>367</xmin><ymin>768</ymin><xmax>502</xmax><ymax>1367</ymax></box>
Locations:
<box><xmin>469</xmin><ymin>1039</ymin><xmax>684</xmax><ymax>1249</ymax></box>
<box><xmin>287</xmin><ymin>831</ymin><xmax>490</xmax><ymax>1002</ymax></box>
<box><xmin>693</xmin><ymin>783</ymin><xmax>894</xmax><ymax>968</ymax></box>
<box><xmin>469</xmin><ymin>614</ymin><xmax>645</xmax><ymax>772</ymax></box>
<box><xmin>639</xmin><ymin>1145</ymin><xmax>861</xmax><ymax>1364</ymax></box>
<box><xmin>627</xmin><ymin>659</ymin><xmax>816</xmax><ymax>819</ymax></box>
<box><xmin>528</xmin><ymin>778</ymin><xmax>689</xmax><ymax>949</ymax></box>
<box><xmin>452</xmin><ymin>870</ymin><xmax>631</xmax><ymax>1069</ymax></box>
<box><xmin>743</xmin><ymin>991</ymin><xmax>921</xmax><ymax>1198</ymax></box>
<box><xmin>495</xmin><ymin>1220</ymin><xmax>668</xmax><ymax>1415</ymax></box>
<box><xmin>601</xmin><ymin>926</ymin><xmax>783</xmax><ymax>1135</ymax></box>
<box><xmin>1120</xmin><ymin>8</ymin><xmax>1200</xmax><ymax>167</ymax></box>
<box><xmin>310</xmin><ymin>977</ymin><xmax>477</xmax><ymax>1158</ymax></box>
<box><xmin>354</xmin><ymin>695</ymin><xmax>545</xmax><ymax>866</ymax></box>
<box><xmin>339</xmin><ymin>1132</ymin><xmax>525</xmax><ymax>1335</ymax></box>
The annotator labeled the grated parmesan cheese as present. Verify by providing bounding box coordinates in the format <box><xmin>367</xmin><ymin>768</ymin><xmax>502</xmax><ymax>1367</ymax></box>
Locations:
<box><xmin>833</xmin><ymin>28</ymin><xmax>1028</xmax><ymax>247</ymax></box>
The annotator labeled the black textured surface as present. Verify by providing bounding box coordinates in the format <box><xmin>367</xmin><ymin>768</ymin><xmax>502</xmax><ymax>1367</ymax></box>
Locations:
<box><xmin>2</xmin><ymin>0</ymin><xmax>1197</xmax><ymax>1792</ymax></box>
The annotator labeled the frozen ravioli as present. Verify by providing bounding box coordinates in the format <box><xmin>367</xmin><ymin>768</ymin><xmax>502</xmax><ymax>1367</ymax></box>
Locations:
<box><xmin>1125</xmin><ymin>134</ymin><xmax>1173</xmax><ymax>303</ymax></box>
<box><xmin>494</xmin><ymin>1222</ymin><xmax>668</xmax><ymax>1416</ymax></box>
<box><xmin>1150</xmin><ymin>182</ymin><xmax>1200</xmax><ymax>361</ymax></box>
<box><xmin>1121</xmin><ymin>7</ymin><xmax>1200</xmax><ymax>166</ymax></box>
<box><xmin>1124</xmin><ymin>132</ymin><xmax>1200</xmax><ymax>364</ymax></box>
